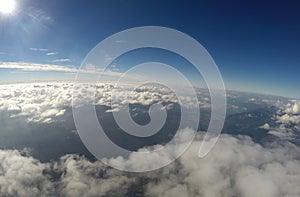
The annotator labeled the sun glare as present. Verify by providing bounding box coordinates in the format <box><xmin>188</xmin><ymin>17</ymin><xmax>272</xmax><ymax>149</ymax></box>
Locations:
<box><xmin>0</xmin><ymin>0</ymin><xmax>16</xmax><ymax>14</ymax></box>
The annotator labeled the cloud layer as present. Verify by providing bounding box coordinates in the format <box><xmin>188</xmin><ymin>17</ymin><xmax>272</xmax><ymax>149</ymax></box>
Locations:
<box><xmin>0</xmin><ymin>62</ymin><xmax>77</xmax><ymax>72</ymax></box>
<box><xmin>0</xmin><ymin>130</ymin><xmax>300</xmax><ymax>197</ymax></box>
<box><xmin>0</xmin><ymin>82</ymin><xmax>299</xmax><ymax>196</ymax></box>
<box><xmin>0</xmin><ymin>82</ymin><xmax>207</xmax><ymax>123</ymax></box>
<box><xmin>0</xmin><ymin>149</ymin><xmax>54</xmax><ymax>196</ymax></box>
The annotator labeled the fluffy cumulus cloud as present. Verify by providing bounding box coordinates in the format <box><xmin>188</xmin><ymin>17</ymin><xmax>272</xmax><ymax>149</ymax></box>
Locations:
<box><xmin>0</xmin><ymin>83</ymin><xmax>72</xmax><ymax>123</ymax></box>
<box><xmin>56</xmin><ymin>155</ymin><xmax>134</xmax><ymax>197</ymax></box>
<box><xmin>144</xmin><ymin>131</ymin><xmax>300</xmax><ymax>197</ymax></box>
<box><xmin>0</xmin><ymin>82</ymin><xmax>208</xmax><ymax>123</ymax></box>
<box><xmin>0</xmin><ymin>130</ymin><xmax>300</xmax><ymax>197</ymax></box>
<box><xmin>261</xmin><ymin>100</ymin><xmax>300</xmax><ymax>139</ymax></box>
<box><xmin>1</xmin><ymin>82</ymin><xmax>299</xmax><ymax>196</ymax></box>
<box><xmin>277</xmin><ymin>100</ymin><xmax>300</xmax><ymax>124</ymax></box>
<box><xmin>0</xmin><ymin>149</ymin><xmax>134</xmax><ymax>197</ymax></box>
<box><xmin>73</xmin><ymin>82</ymin><xmax>205</xmax><ymax>111</ymax></box>
<box><xmin>0</xmin><ymin>149</ymin><xmax>54</xmax><ymax>196</ymax></box>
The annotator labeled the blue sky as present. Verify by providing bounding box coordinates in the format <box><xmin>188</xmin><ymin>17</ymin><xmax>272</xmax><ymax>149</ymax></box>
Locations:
<box><xmin>0</xmin><ymin>0</ymin><xmax>300</xmax><ymax>98</ymax></box>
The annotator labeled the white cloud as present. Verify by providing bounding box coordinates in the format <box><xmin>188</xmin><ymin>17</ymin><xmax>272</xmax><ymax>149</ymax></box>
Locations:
<box><xmin>284</xmin><ymin>100</ymin><xmax>300</xmax><ymax>115</ymax></box>
<box><xmin>143</xmin><ymin>130</ymin><xmax>300</xmax><ymax>197</ymax></box>
<box><xmin>0</xmin><ymin>130</ymin><xmax>300</xmax><ymax>196</ymax></box>
<box><xmin>0</xmin><ymin>83</ymin><xmax>73</xmax><ymax>123</ymax></box>
<box><xmin>0</xmin><ymin>82</ymin><xmax>197</xmax><ymax>123</ymax></box>
<box><xmin>29</xmin><ymin>48</ymin><xmax>49</xmax><ymax>52</ymax></box>
<box><xmin>1</xmin><ymin>82</ymin><xmax>299</xmax><ymax>196</ymax></box>
<box><xmin>29</xmin><ymin>47</ymin><xmax>58</xmax><ymax>56</ymax></box>
<box><xmin>53</xmin><ymin>59</ymin><xmax>71</xmax><ymax>63</ymax></box>
<box><xmin>0</xmin><ymin>62</ymin><xmax>77</xmax><ymax>72</ymax></box>
<box><xmin>0</xmin><ymin>149</ymin><xmax>54</xmax><ymax>196</ymax></box>
<box><xmin>57</xmin><ymin>155</ymin><xmax>134</xmax><ymax>197</ymax></box>
<box><xmin>258</xmin><ymin>100</ymin><xmax>300</xmax><ymax>139</ymax></box>
<box><xmin>277</xmin><ymin>113</ymin><xmax>300</xmax><ymax>125</ymax></box>
<box><xmin>260</xmin><ymin>123</ymin><xmax>270</xmax><ymax>130</ymax></box>
<box><xmin>28</xmin><ymin>7</ymin><xmax>54</xmax><ymax>24</ymax></box>
<box><xmin>46</xmin><ymin>52</ymin><xmax>58</xmax><ymax>56</ymax></box>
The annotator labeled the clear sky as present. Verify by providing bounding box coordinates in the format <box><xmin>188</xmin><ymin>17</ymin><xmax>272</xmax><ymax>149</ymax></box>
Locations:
<box><xmin>0</xmin><ymin>0</ymin><xmax>299</xmax><ymax>98</ymax></box>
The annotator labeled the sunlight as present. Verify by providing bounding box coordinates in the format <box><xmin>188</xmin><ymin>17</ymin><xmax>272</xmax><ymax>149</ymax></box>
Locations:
<box><xmin>0</xmin><ymin>0</ymin><xmax>16</xmax><ymax>14</ymax></box>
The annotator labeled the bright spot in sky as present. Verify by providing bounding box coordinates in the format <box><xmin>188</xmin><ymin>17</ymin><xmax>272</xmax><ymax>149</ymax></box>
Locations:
<box><xmin>0</xmin><ymin>0</ymin><xmax>16</xmax><ymax>14</ymax></box>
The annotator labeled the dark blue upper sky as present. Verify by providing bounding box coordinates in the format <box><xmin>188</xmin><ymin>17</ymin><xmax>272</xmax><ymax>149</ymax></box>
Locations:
<box><xmin>0</xmin><ymin>0</ymin><xmax>300</xmax><ymax>98</ymax></box>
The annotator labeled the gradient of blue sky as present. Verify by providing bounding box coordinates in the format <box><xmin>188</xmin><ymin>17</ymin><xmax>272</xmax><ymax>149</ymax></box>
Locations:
<box><xmin>0</xmin><ymin>0</ymin><xmax>299</xmax><ymax>98</ymax></box>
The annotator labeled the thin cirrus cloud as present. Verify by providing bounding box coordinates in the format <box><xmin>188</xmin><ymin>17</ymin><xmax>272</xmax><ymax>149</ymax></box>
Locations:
<box><xmin>0</xmin><ymin>62</ymin><xmax>77</xmax><ymax>73</ymax></box>
<box><xmin>29</xmin><ymin>48</ymin><xmax>49</xmax><ymax>52</ymax></box>
<box><xmin>52</xmin><ymin>59</ymin><xmax>72</xmax><ymax>63</ymax></box>
<box><xmin>28</xmin><ymin>7</ymin><xmax>54</xmax><ymax>24</ymax></box>
<box><xmin>46</xmin><ymin>52</ymin><xmax>58</xmax><ymax>56</ymax></box>
<box><xmin>0</xmin><ymin>62</ymin><xmax>127</xmax><ymax>84</ymax></box>
<box><xmin>29</xmin><ymin>48</ymin><xmax>58</xmax><ymax>56</ymax></box>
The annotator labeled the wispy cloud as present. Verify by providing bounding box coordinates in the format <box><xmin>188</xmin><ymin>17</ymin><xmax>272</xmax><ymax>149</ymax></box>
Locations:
<box><xmin>52</xmin><ymin>59</ymin><xmax>71</xmax><ymax>63</ymax></box>
<box><xmin>30</xmin><ymin>48</ymin><xmax>58</xmax><ymax>56</ymax></box>
<box><xmin>46</xmin><ymin>52</ymin><xmax>58</xmax><ymax>56</ymax></box>
<box><xmin>0</xmin><ymin>62</ymin><xmax>77</xmax><ymax>72</ymax></box>
<box><xmin>28</xmin><ymin>7</ymin><xmax>54</xmax><ymax>24</ymax></box>
<box><xmin>0</xmin><ymin>62</ymin><xmax>142</xmax><ymax>83</ymax></box>
<box><xmin>0</xmin><ymin>62</ymin><xmax>124</xmax><ymax>77</ymax></box>
<box><xmin>0</xmin><ymin>52</ymin><xmax>7</xmax><ymax>55</ymax></box>
<box><xmin>29</xmin><ymin>48</ymin><xmax>49</xmax><ymax>52</ymax></box>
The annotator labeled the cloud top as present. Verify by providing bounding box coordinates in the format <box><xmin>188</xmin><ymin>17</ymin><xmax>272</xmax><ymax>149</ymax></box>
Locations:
<box><xmin>0</xmin><ymin>131</ymin><xmax>300</xmax><ymax>197</ymax></box>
